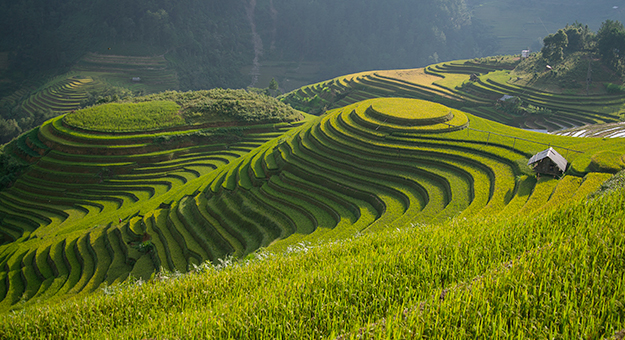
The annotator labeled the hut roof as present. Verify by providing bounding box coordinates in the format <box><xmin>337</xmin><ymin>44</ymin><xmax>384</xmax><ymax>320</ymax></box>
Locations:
<box><xmin>528</xmin><ymin>147</ymin><xmax>568</xmax><ymax>172</ymax></box>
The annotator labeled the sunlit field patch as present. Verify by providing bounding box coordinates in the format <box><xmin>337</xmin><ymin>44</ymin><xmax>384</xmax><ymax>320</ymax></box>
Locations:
<box><xmin>64</xmin><ymin>101</ymin><xmax>183</xmax><ymax>132</ymax></box>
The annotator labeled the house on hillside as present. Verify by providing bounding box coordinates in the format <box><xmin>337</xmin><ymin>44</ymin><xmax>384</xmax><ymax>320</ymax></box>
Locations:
<box><xmin>528</xmin><ymin>147</ymin><xmax>568</xmax><ymax>177</ymax></box>
<box><xmin>499</xmin><ymin>94</ymin><xmax>515</xmax><ymax>102</ymax></box>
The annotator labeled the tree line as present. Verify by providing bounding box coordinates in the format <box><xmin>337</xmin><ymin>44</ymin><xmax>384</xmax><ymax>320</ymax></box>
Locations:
<box><xmin>0</xmin><ymin>0</ymin><xmax>495</xmax><ymax>91</ymax></box>
<box><xmin>541</xmin><ymin>20</ymin><xmax>625</xmax><ymax>76</ymax></box>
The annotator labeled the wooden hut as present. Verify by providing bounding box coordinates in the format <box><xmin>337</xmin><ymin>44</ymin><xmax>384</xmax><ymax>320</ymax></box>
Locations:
<box><xmin>528</xmin><ymin>147</ymin><xmax>568</xmax><ymax>176</ymax></box>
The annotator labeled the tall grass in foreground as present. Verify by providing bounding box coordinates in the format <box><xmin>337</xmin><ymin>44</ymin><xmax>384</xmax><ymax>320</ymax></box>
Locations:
<box><xmin>1</xmin><ymin>184</ymin><xmax>624</xmax><ymax>339</ymax></box>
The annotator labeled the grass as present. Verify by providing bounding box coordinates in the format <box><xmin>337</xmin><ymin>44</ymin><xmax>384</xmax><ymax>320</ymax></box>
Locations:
<box><xmin>368</xmin><ymin>97</ymin><xmax>449</xmax><ymax>121</ymax></box>
<box><xmin>590</xmin><ymin>150</ymin><xmax>625</xmax><ymax>173</ymax></box>
<box><xmin>63</xmin><ymin>101</ymin><xmax>183</xmax><ymax>132</ymax></box>
<box><xmin>0</xmin><ymin>89</ymin><xmax>313</xmax><ymax>311</ymax></box>
<box><xmin>2</xmin><ymin>55</ymin><xmax>625</xmax><ymax>319</ymax></box>
<box><xmin>0</xmin><ymin>181</ymin><xmax>623</xmax><ymax>339</ymax></box>
<box><xmin>282</xmin><ymin>56</ymin><xmax>625</xmax><ymax>133</ymax></box>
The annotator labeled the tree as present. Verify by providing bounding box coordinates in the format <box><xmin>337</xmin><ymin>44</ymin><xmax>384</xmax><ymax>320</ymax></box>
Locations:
<box><xmin>597</xmin><ymin>20</ymin><xmax>625</xmax><ymax>74</ymax></box>
<box><xmin>0</xmin><ymin>118</ymin><xmax>21</xmax><ymax>144</ymax></box>
<box><xmin>541</xmin><ymin>29</ymin><xmax>568</xmax><ymax>63</ymax></box>
<box><xmin>268</xmin><ymin>78</ymin><xmax>279</xmax><ymax>91</ymax></box>
<box><xmin>563</xmin><ymin>23</ymin><xmax>593</xmax><ymax>53</ymax></box>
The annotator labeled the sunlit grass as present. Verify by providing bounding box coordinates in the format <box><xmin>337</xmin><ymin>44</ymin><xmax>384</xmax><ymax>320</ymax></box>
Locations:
<box><xmin>64</xmin><ymin>101</ymin><xmax>183</xmax><ymax>132</ymax></box>
<box><xmin>0</xmin><ymin>182</ymin><xmax>623</xmax><ymax>339</ymax></box>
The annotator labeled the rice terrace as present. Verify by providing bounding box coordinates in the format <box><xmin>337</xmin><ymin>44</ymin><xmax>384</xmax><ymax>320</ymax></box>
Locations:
<box><xmin>1</xmin><ymin>51</ymin><xmax>625</xmax><ymax>338</ymax></box>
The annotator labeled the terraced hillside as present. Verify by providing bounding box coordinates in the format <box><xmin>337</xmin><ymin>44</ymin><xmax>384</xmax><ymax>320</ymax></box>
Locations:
<box><xmin>281</xmin><ymin>58</ymin><xmax>625</xmax><ymax>131</ymax></box>
<box><xmin>194</xmin><ymin>98</ymin><xmax>623</xmax><ymax>252</ymax></box>
<box><xmin>0</xmin><ymin>90</ymin><xmax>305</xmax><ymax>310</ymax></box>
<box><xmin>4</xmin><ymin>93</ymin><xmax>622</xmax><ymax>312</ymax></box>
<box><xmin>0</xmin><ymin>53</ymin><xmax>179</xmax><ymax>144</ymax></box>
<box><xmin>73</xmin><ymin>53</ymin><xmax>179</xmax><ymax>93</ymax></box>
<box><xmin>1</xmin><ymin>62</ymin><xmax>625</xmax><ymax>313</ymax></box>
<box><xmin>3</xmin><ymin>53</ymin><xmax>179</xmax><ymax>124</ymax></box>
<box><xmin>18</xmin><ymin>76</ymin><xmax>96</xmax><ymax>116</ymax></box>
<box><xmin>554</xmin><ymin>121</ymin><xmax>625</xmax><ymax>138</ymax></box>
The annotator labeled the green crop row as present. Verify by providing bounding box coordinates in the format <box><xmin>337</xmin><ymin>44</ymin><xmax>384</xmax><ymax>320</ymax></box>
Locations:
<box><xmin>2</xmin><ymin>178</ymin><xmax>623</xmax><ymax>338</ymax></box>
<box><xmin>266</xmin><ymin>175</ymin><xmax>338</xmax><ymax>231</ymax></box>
<box><xmin>166</xmin><ymin>201</ymin><xmax>207</xmax><ymax>266</ymax></box>
<box><xmin>151</xmin><ymin>210</ymin><xmax>188</xmax><ymax>272</ymax></box>
<box><xmin>325</xmin><ymin>108</ymin><xmax>519</xmax><ymax>216</ymax></box>
<box><xmin>318</xmin><ymin>113</ymin><xmax>488</xmax><ymax>220</ymax></box>
<box><xmin>278</xmin><ymin>133</ymin><xmax>393</xmax><ymax>218</ymax></box>
<box><xmin>296</xmin><ymin>130</ymin><xmax>426</xmax><ymax>225</ymax></box>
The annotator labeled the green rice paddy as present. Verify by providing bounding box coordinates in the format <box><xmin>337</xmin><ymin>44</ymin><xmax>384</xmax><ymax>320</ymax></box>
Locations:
<box><xmin>64</xmin><ymin>101</ymin><xmax>183</xmax><ymax>132</ymax></box>
<box><xmin>0</xmin><ymin>56</ymin><xmax>624</xmax><ymax>338</ymax></box>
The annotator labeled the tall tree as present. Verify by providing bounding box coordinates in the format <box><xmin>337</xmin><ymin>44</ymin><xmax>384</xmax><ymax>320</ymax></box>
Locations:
<box><xmin>597</xmin><ymin>20</ymin><xmax>625</xmax><ymax>74</ymax></box>
<box><xmin>542</xmin><ymin>29</ymin><xmax>568</xmax><ymax>63</ymax></box>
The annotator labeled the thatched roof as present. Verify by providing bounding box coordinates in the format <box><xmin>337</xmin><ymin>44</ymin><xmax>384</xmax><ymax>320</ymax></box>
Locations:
<box><xmin>528</xmin><ymin>147</ymin><xmax>568</xmax><ymax>172</ymax></box>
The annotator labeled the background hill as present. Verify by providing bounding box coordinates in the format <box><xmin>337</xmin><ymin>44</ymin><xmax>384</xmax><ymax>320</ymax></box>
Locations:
<box><xmin>2</xmin><ymin>1</ymin><xmax>625</xmax><ymax>145</ymax></box>
<box><xmin>0</xmin><ymin>0</ymin><xmax>496</xmax><ymax>145</ymax></box>
<box><xmin>471</xmin><ymin>0</ymin><xmax>625</xmax><ymax>55</ymax></box>
<box><xmin>0</xmin><ymin>0</ymin><xmax>492</xmax><ymax>92</ymax></box>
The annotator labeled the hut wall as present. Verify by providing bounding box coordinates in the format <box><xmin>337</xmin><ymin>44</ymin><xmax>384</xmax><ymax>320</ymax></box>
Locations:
<box><xmin>533</xmin><ymin>159</ymin><xmax>562</xmax><ymax>176</ymax></box>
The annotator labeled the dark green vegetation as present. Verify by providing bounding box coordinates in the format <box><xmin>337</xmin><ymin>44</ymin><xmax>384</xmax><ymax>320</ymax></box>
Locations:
<box><xmin>0</xmin><ymin>76</ymin><xmax>98</xmax><ymax>144</ymax></box>
<box><xmin>0</xmin><ymin>0</ymin><xmax>493</xmax><ymax>90</ymax></box>
<box><xmin>0</xmin><ymin>0</ymin><xmax>498</xmax><ymax>145</ymax></box>
<box><xmin>2</xmin><ymin>2</ymin><xmax>623</xmax><ymax>146</ymax></box>
<box><xmin>471</xmin><ymin>0</ymin><xmax>625</xmax><ymax>55</ymax></box>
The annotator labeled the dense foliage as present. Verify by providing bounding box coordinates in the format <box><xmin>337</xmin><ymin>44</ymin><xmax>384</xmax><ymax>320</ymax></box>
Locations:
<box><xmin>540</xmin><ymin>20</ymin><xmax>625</xmax><ymax>77</ymax></box>
<box><xmin>596</xmin><ymin>20</ymin><xmax>625</xmax><ymax>75</ymax></box>
<box><xmin>0</xmin><ymin>0</ymin><xmax>494</xmax><ymax>91</ymax></box>
<box><xmin>63</xmin><ymin>88</ymin><xmax>303</xmax><ymax>132</ymax></box>
<box><xmin>0</xmin><ymin>145</ymin><xmax>28</xmax><ymax>190</ymax></box>
<box><xmin>135</xmin><ymin>89</ymin><xmax>304</xmax><ymax>123</ymax></box>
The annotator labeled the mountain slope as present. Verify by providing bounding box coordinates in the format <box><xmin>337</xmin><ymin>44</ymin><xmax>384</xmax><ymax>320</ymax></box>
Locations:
<box><xmin>1</xmin><ymin>171</ymin><xmax>624</xmax><ymax>339</ymax></box>
<box><xmin>0</xmin><ymin>91</ymin><xmax>622</xmax><ymax>311</ymax></box>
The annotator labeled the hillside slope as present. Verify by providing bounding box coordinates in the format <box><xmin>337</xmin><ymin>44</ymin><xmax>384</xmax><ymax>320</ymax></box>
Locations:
<box><xmin>0</xmin><ymin>89</ymin><xmax>307</xmax><ymax>310</ymax></box>
<box><xmin>280</xmin><ymin>56</ymin><xmax>625</xmax><ymax>132</ymax></box>
<box><xmin>0</xmin><ymin>92</ymin><xmax>622</xmax><ymax>311</ymax></box>
<box><xmin>1</xmin><ymin>170</ymin><xmax>624</xmax><ymax>339</ymax></box>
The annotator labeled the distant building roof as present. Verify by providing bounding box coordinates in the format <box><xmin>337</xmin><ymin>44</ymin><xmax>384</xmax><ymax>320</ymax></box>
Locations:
<box><xmin>499</xmin><ymin>95</ymin><xmax>515</xmax><ymax>101</ymax></box>
<box><xmin>528</xmin><ymin>147</ymin><xmax>568</xmax><ymax>172</ymax></box>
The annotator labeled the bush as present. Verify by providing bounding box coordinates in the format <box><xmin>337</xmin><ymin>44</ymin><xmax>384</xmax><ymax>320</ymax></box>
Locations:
<box><xmin>604</xmin><ymin>83</ymin><xmax>625</xmax><ymax>94</ymax></box>
<box><xmin>137</xmin><ymin>89</ymin><xmax>303</xmax><ymax>124</ymax></box>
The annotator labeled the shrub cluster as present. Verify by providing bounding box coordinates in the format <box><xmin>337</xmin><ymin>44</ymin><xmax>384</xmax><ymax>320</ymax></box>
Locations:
<box><xmin>604</xmin><ymin>83</ymin><xmax>625</xmax><ymax>94</ymax></box>
<box><xmin>136</xmin><ymin>89</ymin><xmax>303</xmax><ymax>124</ymax></box>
